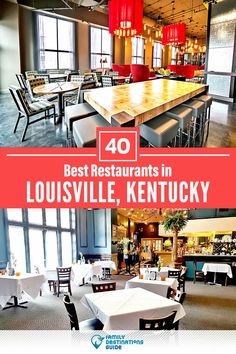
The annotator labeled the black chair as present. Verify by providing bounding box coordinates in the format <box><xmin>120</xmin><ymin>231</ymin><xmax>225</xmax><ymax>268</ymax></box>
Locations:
<box><xmin>179</xmin><ymin>266</ymin><xmax>188</xmax><ymax>292</ymax></box>
<box><xmin>15</xmin><ymin>73</ymin><xmax>28</xmax><ymax>91</ymax></box>
<box><xmin>167</xmin><ymin>287</ymin><xmax>186</xmax><ymax>305</ymax></box>
<box><xmin>168</xmin><ymin>269</ymin><xmax>181</xmax><ymax>281</ymax></box>
<box><xmin>55</xmin><ymin>267</ymin><xmax>72</xmax><ymax>297</ymax></box>
<box><xmin>92</xmin><ymin>282</ymin><xmax>116</xmax><ymax>293</ymax></box>
<box><xmin>139</xmin><ymin>311</ymin><xmax>177</xmax><ymax>330</ymax></box>
<box><xmin>63</xmin><ymin>295</ymin><xmax>103</xmax><ymax>331</ymax></box>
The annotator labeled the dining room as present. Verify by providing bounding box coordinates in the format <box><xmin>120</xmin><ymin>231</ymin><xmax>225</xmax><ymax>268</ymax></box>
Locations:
<box><xmin>1</xmin><ymin>207</ymin><xmax>236</xmax><ymax>330</ymax></box>
<box><xmin>0</xmin><ymin>0</ymin><xmax>236</xmax><ymax>148</ymax></box>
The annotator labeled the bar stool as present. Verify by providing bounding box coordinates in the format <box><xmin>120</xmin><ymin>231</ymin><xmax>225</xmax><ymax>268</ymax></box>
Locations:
<box><xmin>139</xmin><ymin>114</ymin><xmax>179</xmax><ymax>147</ymax></box>
<box><xmin>193</xmin><ymin>95</ymin><xmax>213</xmax><ymax>141</ymax></box>
<box><xmin>73</xmin><ymin>114</ymin><xmax>111</xmax><ymax>147</ymax></box>
<box><xmin>64</xmin><ymin>103</ymin><xmax>97</xmax><ymax>143</ymax></box>
<box><xmin>181</xmin><ymin>99</ymin><xmax>205</xmax><ymax>147</ymax></box>
<box><xmin>165</xmin><ymin>106</ymin><xmax>193</xmax><ymax>147</ymax></box>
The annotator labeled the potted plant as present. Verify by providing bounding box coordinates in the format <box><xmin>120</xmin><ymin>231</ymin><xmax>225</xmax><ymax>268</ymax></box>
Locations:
<box><xmin>162</xmin><ymin>212</ymin><xmax>188</xmax><ymax>266</ymax></box>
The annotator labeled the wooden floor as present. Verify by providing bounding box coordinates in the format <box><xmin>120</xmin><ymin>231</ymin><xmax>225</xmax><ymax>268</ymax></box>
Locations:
<box><xmin>0</xmin><ymin>93</ymin><xmax>236</xmax><ymax>147</ymax></box>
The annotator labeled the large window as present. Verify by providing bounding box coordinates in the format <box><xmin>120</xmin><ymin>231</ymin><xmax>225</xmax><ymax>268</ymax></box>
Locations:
<box><xmin>90</xmin><ymin>26</ymin><xmax>113</xmax><ymax>70</ymax></box>
<box><xmin>153</xmin><ymin>41</ymin><xmax>162</xmax><ymax>68</ymax></box>
<box><xmin>37</xmin><ymin>14</ymin><xmax>75</xmax><ymax>70</ymax></box>
<box><xmin>6</xmin><ymin>209</ymin><xmax>76</xmax><ymax>272</ymax></box>
<box><xmin>132</xmin><ymin>37</ymin><xmax>145</xmax><ymax>64</ymax></box>
<box><xmin>171</xmin><ymin>46</ymin><xmax>177</xmax><ymax>64</ymax></box>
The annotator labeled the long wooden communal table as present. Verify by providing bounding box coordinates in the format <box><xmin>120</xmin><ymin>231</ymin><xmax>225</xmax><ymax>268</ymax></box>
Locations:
<box><xmin>84</xmin><ymin>79</ymin><xmax>207</xmax><ymax>126</ymax></box>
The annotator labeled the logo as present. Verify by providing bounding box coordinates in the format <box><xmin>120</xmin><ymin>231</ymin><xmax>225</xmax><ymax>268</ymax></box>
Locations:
<box><xmin>91</xmin><ymin>335</ymin><xmax>104</xmax><ymax>349</ymax></box>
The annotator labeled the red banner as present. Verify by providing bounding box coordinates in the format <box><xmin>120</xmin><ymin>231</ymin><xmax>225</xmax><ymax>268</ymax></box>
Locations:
<box><xmin>0</xmin><ymin>128</ymin><xmax>235</xmax><ymax>208</ymax></box>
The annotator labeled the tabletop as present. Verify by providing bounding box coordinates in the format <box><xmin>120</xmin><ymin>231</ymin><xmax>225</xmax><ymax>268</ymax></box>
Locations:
<box><xmin>93</xmin><ymin>260</ymin><xmax>117</xmax><ymax>270</ymax></box>
<box><xmin>81</xmin><ymin>287</ymin><xmax>185</xmax><ymax>330</ymax></box>
<box><xmin>84</xmin><ymin>79</ymin><xmax>207</xmax><ymax>126</ymax></box>
<box><xmin>202</xmin><ymin>263</ymin><xmax>233</xmax><ymax>277</ymax></box>
<box><xmin>33</xmin><ymin>82</ymin><xmax>80</xmax><ymax>95</ymax></box>
<box><xmin>140</xmin><ymin>266</ymin><xmax>180</xmax><ymax>277</ymax></box>
<box><xmin>125</xmin><ymin>276</ymin><xmax>178</xmax><ymax>297</ymax></box>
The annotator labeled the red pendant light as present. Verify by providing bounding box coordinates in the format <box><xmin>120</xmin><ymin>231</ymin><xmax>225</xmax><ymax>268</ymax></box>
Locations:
<box><xmin>109</xmin><ymin>0</ymin><xmax>144</xmax><ymax>38</ymax></box>
<box><xmin>162</xmin><ymin>23</ymin><xmax>186</xmax><ymax>46</ymax></box>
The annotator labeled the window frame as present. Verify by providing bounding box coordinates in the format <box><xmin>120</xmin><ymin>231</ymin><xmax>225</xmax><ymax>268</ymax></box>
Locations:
<box><xmin>36</xmin><ymin>13</ymin><xmax>76</xmax><ymax>71</ymax></box>
<box><xmin>132</xmin><ymin>37</ymin><xmax>145</xmax><ymax>64</ymax></box>
<box><xmin>5</xmin><ymin>209</ymin><xmax>77</xmax><ymax>272</ymax></box>
<box><xmin>152</xmin><ymin>41</ymin><xmax>162</xmax><ymax>68</ymax></box>
<box><xmin>89</xmin><ymin>25</ymin><xmax>113</xmax><ymax>70</ymax></box>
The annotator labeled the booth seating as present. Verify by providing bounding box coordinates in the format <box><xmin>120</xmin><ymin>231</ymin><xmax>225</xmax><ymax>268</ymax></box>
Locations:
<box><xmin>73</xmin><ymin>114</ymin><xmax>111</xmax><ymax>147</ymax></box>
<box><xmin>139</xmin><ymin>114</ymin><xmax>179</xmax><ymax>147</ymax></box>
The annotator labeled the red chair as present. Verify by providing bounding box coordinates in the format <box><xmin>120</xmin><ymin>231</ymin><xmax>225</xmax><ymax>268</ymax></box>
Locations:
<box><xmin>112</xmin><ymin>64</ymin><xmax>131</xmax><ymax>77</ymax></box>
<box><xmin>131</xmin><ymin>64</ymin><xmax>150</xmax><ymax>83</ymax></box>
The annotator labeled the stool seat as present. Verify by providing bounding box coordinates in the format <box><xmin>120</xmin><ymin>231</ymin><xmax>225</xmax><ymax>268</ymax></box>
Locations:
<box><xmin>73</xmin><ymin>114</ymin><xmax>111</xmax><ymax>147</ymax></box>
<box><xmin>193</xmin><ymin>95</ymin><xmax>213</xmax><ymax>109</ymax></box>
<box><xmin>166</xmin><ymin>106</ymin><xmax>192</xmax><ymax>130</ymax></box>
<box><xmin>65</xmin><ymin>103</ymin><xmax>96</xmax><ymax>131</ymax></box>
<box><xmin>181</xmin><ymin>99</ymin><xmax>205</xmax><ymax>117</ymax></box>
<box><xmin>139</xmin><ymin>114</ymin><xmax>179</xmax><ymax>147</ymax></box>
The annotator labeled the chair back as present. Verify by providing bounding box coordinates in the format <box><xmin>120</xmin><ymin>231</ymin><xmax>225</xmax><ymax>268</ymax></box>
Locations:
<box><xmin>9</xmin><ymin>85</ymin><xmax>32</xmax><ymax>116</ymax></box>
<box><xmin>15</xmin><ymin>74</ymin><xmax>27</xmax><ymax>91</ymax></box>
<box><xmin>46</xmin><ymin>69</ymin><xmax>60</xmax><ymax>74</ymax></box>
<box><xmin>180</xmin><ymin>266</ymin><xmax>188</xmax><ymax>277</ymax></box>
<box><xmin>70</xmin><ymin>74</ymin><xmax>84</xmax><ymax>84</ymax></box>
<box><xmin>57</xmin><ymin>267</ymin><xmax>72</xmax><ymax>283</ymax></box>
<box><xmin>101</xmin><ymin>75</ymin><xmax>113</xmax><ymax>87</ymax></box>
<box><xmin>168</xmin><ymin>269</ymin><xmax>181</xmax><ymax>280</ymax></box>
<box><xmin>27</xmin><ymin>78</ymin><xmax>46</xmax><ymax>100</ymax></box>
<box><xmin>166</xmin><ymin>287</ymin><xmax>176</xmax><ymax>299</ymax></box>
<box><xmin>131</xmin><ymin>64</ymin><xmax>150</xmax><ymax>83</ymax></box>
<box><xmin>174</xmin><ymin>290</ymin><xmax>186</xmax><ymax>304</ymax></box>
<box><xmin>92</xmin><ymin>282</ymin><xmax>116</xmax><ymax>293</ymax></box>
<box><xmin>25</xmin><ymin>70</ymin><xmax>37</xmax><ymax>79</ymax></box>
<box><xmin>35</xmin><ymin>74</ymin><xmax>50</xmax><ymax>84</ymax></box>
<box><xmin>63</xmin><ymin>295</ymin><xmax>79</xmax><ymax>330</ymax></box>
<box><xmin>139</xmin><ymin>311</ymin><xmax>177</xmax><ymax>330</ymax></box>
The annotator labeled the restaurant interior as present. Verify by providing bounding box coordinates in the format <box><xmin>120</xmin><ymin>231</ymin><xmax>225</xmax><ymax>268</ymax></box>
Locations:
<box><xmin>0</xmin><ymin>0</ymin><xmax>236</xmax><ymax>147</ymax></box>
<box><xmin>0</xmin><ymin>207</ymin><xmax>236</xmax><ymax>330</ymax></box>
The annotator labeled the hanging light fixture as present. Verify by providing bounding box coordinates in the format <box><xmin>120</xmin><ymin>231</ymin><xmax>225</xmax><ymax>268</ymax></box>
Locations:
<box><xmin>162</xmin><ymin>23</ymin><xmax>186</xmax><ymax>46</ymax></box>
<box><xmin>109</xmin><ymin>0</ymin><xmax>144</xmax><ymax>38</ymax></box>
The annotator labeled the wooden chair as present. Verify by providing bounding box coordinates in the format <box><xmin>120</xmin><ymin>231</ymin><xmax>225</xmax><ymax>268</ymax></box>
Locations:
<box><xmin>179</xmin><ymin>266</ymin><xmax>188</xmax><ymax>292</ymax></box>
<box><xmin>63</xmin><ymin>295</ymin><xmax>103</xmax><ymax>331</ymax></box>
<box><xmin>55</xmin><ymin>267</ymin><xmax>72</xmax><ymax>297</ymax></box>
<box><xmin>167</xmin><ymin>287</ymin><xmax>186</xmax><ymax>305</ymax></box>
<box><xmin>168</xmin><ymin>269</ymin><xmax>181</xmax><ymax>281</ymax></box>
<box><xmin>9</xmin><ymin>85</ymin><xmax>56</xmax><ymax>141</ymax></box>
<box><xmin>139</xmin><ymin>311</ymin><xmax>177</xmax><ymax>330</ymax></box>
<box><xmin>92</xmin><ymin>282</ymin><xmax>116</xmax><ymax>293</ymax></box>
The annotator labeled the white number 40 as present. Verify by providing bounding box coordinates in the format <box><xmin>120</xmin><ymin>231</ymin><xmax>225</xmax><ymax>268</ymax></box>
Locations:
<box><xmin>105</xmin><ymin>138</ymin><xmax>130</xmax><ymax>155</ymax></box>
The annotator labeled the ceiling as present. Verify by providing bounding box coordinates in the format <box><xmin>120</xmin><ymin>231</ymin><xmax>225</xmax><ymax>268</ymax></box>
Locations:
<box><xmin>118</xmin><ymin>208</ymin><xmax>189</xmax><ymax>223</ymax></box>
<box><xmin>143</xmin><ymin>0</ymin><xmax>208</xmax><ymax>38</ymax></box>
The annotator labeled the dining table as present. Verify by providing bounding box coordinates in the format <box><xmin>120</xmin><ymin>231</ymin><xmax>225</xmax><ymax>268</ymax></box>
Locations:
<box><xmin>202</xmin><ymin>263</ymin><xmax>233</xmax><ymax>286</ymax></box>
<box><xmin>0</xmin><ymin>273</ymin><xmax>45</xmax><ymax>310</ymax></box>
<box><xmin>33</xmin><ymin>82</ymin><xmax>81</xmax><ymax>124</ymax></box>
<box><xmin>140</xmin><ymin>266</ymin><xmax>181</xmax><ymax>277</ymax></box>
<box><xmin>84</xmin><ymin>78</ymin><xmax>207</xmax><ymax>126</ymax></box>
<box><xmin>81</xmin><ymin>287</ymin><xmax>185</xmax><ymax>330</ymax></box>
<box><xmin>125</xmin><ymin>276</ymin><xmax>178</xmax><ymax>297</ymax></box>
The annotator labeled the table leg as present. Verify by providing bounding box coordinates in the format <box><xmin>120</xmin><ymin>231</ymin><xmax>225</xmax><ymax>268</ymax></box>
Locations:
<box><xmin>79</xmin><ymin>277</ymin><xmax>85</xmax><ymax>287</ymax></box>
<box><xmin>56</xmin><ymin>94</ymin><xmax>63</xmax><ymax>124</ymax></box>
<box><xmin>3</xmin><ymin>296</ymin><xmax>28</xmax><ymax>310</ymax></box>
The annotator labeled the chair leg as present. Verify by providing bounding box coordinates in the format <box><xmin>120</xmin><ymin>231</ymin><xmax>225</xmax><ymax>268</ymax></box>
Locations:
<box><xmin>68</xmin><ymin>283</ymin><xmax>72</xmax><ymax>296</ymax></box>
<box><xmin>21</xmin><ymin>116</ymin><xmax>30</xmax><ymax>141</ymax></box>
<box><xmin>13</xmin><ymin>113</ymin><xmax>23</xmax><ymax>133</ymax></box>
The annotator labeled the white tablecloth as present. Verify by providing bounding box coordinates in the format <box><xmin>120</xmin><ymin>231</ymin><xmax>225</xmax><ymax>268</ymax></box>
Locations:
<box><xmin>125</xmin><ymin>276</ymin><xmax>178</xmax><ymax>297</ymax></box>
<box><xmin>202</xmin><ymin>263</ymin><xmax>233</xmax><ymax>277</ymax></box>
<box><xmin>81</xmin><ymin>287</ymin><xmax>185</xmax><ymax>330</ymax></box>
<box><xmin>93</xmin><ymin>261</ymin><xmax>117</xmax><ymax>271</ymax></box>
<box><xmin>0</xmin><ymin>274</ymin><xmax>45</xmax><ymax>309</ymax></box>
<box><xmin>45</xmin><ymin>264</ymin><xmax>103</xmax><ymax>286</ymax></box>
<box><xmin>140</xmin><ymin>267</ymin><xmax>180</xmax><ymax>277</ymax></box>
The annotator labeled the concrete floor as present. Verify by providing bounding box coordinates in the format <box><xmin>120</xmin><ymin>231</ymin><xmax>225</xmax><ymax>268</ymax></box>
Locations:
<box><xmin>1</xmin><ymin>93</ymin><xmax>236</xmax><ymax>147</ymax></box>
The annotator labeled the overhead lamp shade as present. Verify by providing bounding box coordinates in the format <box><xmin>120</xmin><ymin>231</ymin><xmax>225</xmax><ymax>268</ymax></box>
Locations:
<box><xmin>109</xmin><ymin>0</ymin><xmax>144</xmax><ymax>38</ymax></box>
<box><xmin>162</xmin><ymin>23</ymin><xmax>186</xmax><ymax>46</ymax></box>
